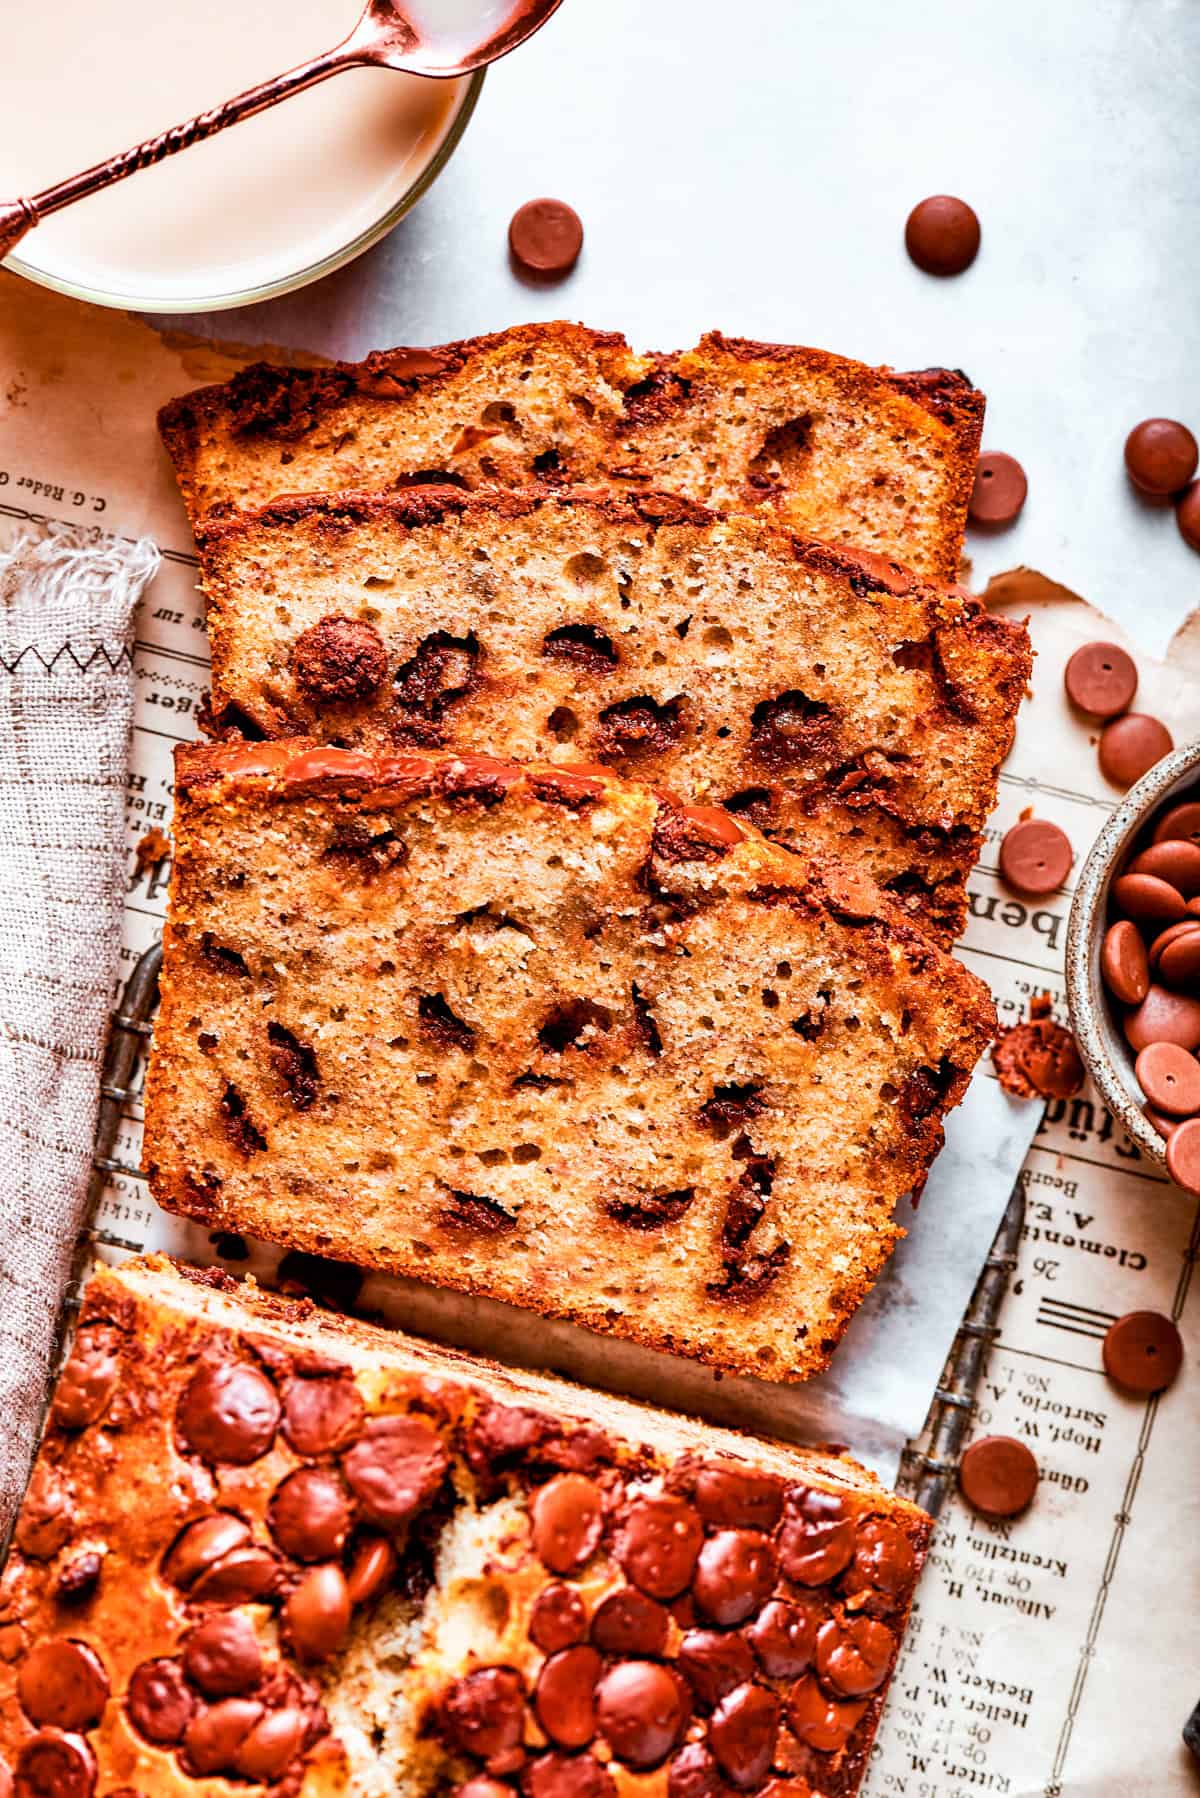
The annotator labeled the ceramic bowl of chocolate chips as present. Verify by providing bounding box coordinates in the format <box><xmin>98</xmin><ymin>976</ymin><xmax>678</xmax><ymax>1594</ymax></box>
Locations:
<box><xmin>1067</xmin><ymin>737</ymin><xmax>1200</xmax><ymax>1192</ymax></box>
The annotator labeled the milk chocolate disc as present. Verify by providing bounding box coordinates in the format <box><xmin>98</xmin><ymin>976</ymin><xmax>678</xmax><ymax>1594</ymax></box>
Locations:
<box><xmin>1098</xmin><ymin>714</ymin><xmax>1174</xmax><ymax>789</ymax></box>
<box><xmin>1124</xmin><ymin>419</ymin><xmax>1199</xmax><ymax>496</ymax></box>
<box><xmin>1166</xmin><ymin>1116</ymin><xmax>1200</xmax><ymax>1193</ymax></box>
<box><xmin>1063</xmin><ymin>642</ymin><xmax>1138</xmax><ymax>718</ymax></box>
<box><xmin>969</xmin><ymin>452</ymin><xmax>1027</xmax><ymax>526</ymax></box>
<box><xmin>1134</xmin><ymin>1041</ymin><xmax>1200</xmax><ymax>1115</ymax></box>
<box><xmin>509</xmin><ymin>199</ymin><xmax>584</xmax><ymax>278</ymax></box>
<box><xmin>1102</xmin><ymin>1311</ymin><xmax>1183</xmax><ymax>1394</ymax></box>
<box><xmin>958</xmin><ymin>1436</ymin><xmax>1038</xmax><ymax>1518</ymax></box>
<box><xmin>1100</xmin><ymin>920</ymin><xmax>1149</xmax><ymax>1005</ymax></box>
<box><xmin>904</xmin><ymin>195</ymin><xmax>980</xmax><ymax>275</ymax></box>
<box><xmin>1179</xmin><ymin>481</ymin><xmax>1200</xmax><ymax>553</ymax></box>
<box><xmin>998</xmin><ymin>819</ymin><xmax>1072</xmax><ymax>895</ymax></box>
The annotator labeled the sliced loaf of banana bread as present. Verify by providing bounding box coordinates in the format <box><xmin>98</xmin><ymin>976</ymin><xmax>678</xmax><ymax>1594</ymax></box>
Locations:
<box><xmin>158</xmin><ymin>323</ymin><xmax>984</xmax><ymax>580</ymax></box>
<box><xmin>195</xmin><ymin>487</ymin><xmax>1030</xmax><ymax>943</ymax></box>
<box><xmin>0</xmin><ymin>1254</ymin><xmax>931</xmax><ymax>1796</ymax></box>
<box><xmin>145</xmin><ymin>743</ymin><xmax>995</xmax><ymax>1384</ymax></box>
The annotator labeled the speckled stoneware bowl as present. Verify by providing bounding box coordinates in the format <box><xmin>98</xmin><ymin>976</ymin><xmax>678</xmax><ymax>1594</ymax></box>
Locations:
<box><xmin>1066</xmin><ymin>737</ymin><xmax>1200</xmax><ymax>1177</ymax></box>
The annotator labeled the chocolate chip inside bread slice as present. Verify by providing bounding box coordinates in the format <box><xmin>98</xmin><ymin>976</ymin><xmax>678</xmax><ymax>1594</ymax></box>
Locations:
<box><xmin>0</xmin><ymin>1254</ymin><xmax>931</xmax><ymax>1795</ymax></box>
<box><xmin>159</xmin><ymin>322</ymin><xmax>983</xmax><ymax>579</ymax></box>
<box><xmin>145</xmin><ymin>744</ymin><xmax>995</xmax><ymax>1383</ymax></box>
<box><xmin>196</xmin><ymin>487</ymin><xmax>1030</xmax><ymax>943</ymax></box>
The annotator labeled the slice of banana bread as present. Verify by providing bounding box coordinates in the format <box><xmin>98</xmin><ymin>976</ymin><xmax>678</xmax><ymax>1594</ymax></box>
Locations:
<box><xmin>0</xmin><ymin>1255</ymin><xmax>931</xmax><ymax>1796</ymax></box>
<box><xmin>145</xmin><ymin>743</ymin><xmax>995</xmax><ymax>1383</ymax></box>
<box><xmin>196</xmin><ymin>487</ymin><xmax>1030</xmax><ymax>943</ymax></box>
<box><xmin>158</xmin><ymin>322</ymin><xmax>984</xmax><ymax>580</ymax></box>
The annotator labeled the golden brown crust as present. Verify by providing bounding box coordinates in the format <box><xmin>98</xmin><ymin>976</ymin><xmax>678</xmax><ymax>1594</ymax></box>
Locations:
<box><xmin>158</xmin><ymin>322</ymin><xmax>983</xmax><ymax>581</ymax></box>
<box><xmin>144</xmin><ymin>743</ymin><xmax>994</xmax><ymax>1384</ymax></box>
<box><xmin>193</xmin><ymin>486</ymin><xmax>1030</xmax><ymax>944</ymax></box>
<box><xmin>0</xmin><ymin>1256</ymin><xmax>932</xmax><ymax>1797</ymax></box>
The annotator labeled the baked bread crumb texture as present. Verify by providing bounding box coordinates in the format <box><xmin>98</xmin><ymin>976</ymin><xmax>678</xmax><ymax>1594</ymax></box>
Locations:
<box><xmin>0</xmin><ymin>1258</ymin><xmax>930</xmax><ymax>1797</ymax></box>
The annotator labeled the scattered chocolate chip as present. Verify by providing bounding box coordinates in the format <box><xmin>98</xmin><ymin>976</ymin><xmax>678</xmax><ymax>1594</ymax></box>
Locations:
<box><xmin>992</xmin><ymin>1015</ymin><xmax>1085</xmax><ymax>1100</ymax></box>
<box><xmin>14</xmin><ymin>1465</ymin><xmax>75</xmax><ymax>1561</ymax></box>
<box><xmin>616</xmin><ymin>1494</ymin><xmax>704</xmax><ymax>1600</ymax></box>
<box><xmin>177</xmin><ymin>1361</ymin><xmax>280</xmax><ymax>1465</ymax></box>
<box><xmin>184</xmin><ymin>1697</ymin><xmax>265</xmax><ymax>1777</ymax></box>
<box><xmin>1064</xmin><ymin>641</ymin><xmax>1139</xmax><ymax>718</ymax></box>
<box><xmin>595</xmin><ymin>1660</ymin><xmax>688</xmax><ymax>1768</ymax></box>
<box><xmin>785</xmin><ymin>1673</ymin><xmax>868</xmax><ymax>1752</ymax></box>
<box><xmin>293</xmin><ymin>616</ymin><xmax>388</xmax><ymax>704</ymax></box>
<box><xmin>693</xmin><ymin>1464</ymin><xmax>784</xmax><ymax>1532</ymax></box>
<box><xmin>268</xmin><ymin>1467</ymin><xmax>354</xmax><ymax>1563</ymax></box>
<box><xmin>746</xmin><ymin>1597</ymin><xmax>822</xmax><ymax>1679</ymax></box>
<box><xmin>442</xmin><ymin>1666</ymin><xmax>527</xmax><ymax>1763</ymax></box>
<box><xmin>234</xmin><ymin>1707</ymin><xmax>308</xmax><ymax>1782</ymax></box>
<box><xmin>190</xmin><ymin>1543</ymin><xmax>279</xmax><ymax>1607</ymax></box>
<box><xmin>54</xmin><ymin>1554</ymin><xmax>102</xmax><ymax>1604</ymax></box>
<box><xmin>1125</xmin><ymin>419</ymin><xmax>1199</xmax><ymax>496</ymax></box>
<box><xmin>341</xmin><ymin>1415</ymin><xmax>449</xmax><ymax>1529</ymax></box>
<box><xmin>13</xmin><ymin>1730</ymin><xmax>97</xmax><ymax>1798</ymax></box>
<box><xmin>126</xmin><ymin>1658</ymin><xmax>195</xmax><ymax>1746</ymax></box>
<box><xmin>998</xmin><ymin>818</ymin><xmax>1072</xmax><ymax>896</ymax></box>
<box><xmin>1134</xmin><ymin>1041</ymin><xmax>1200</xmax><ymax>1115</ymax></box>
<box><xmin>346</xmin><ymin>1536</ymin><xmax>398</xmax><ymax>1608</ymax></box>
<box><xmin>509</xmin><ymin>198</ymin><xmax>584</xmax><ymax>279</ymax></box>
<box><xmin>531</xmin><ymin>1474</ymin><xmax>604</xmax><ymax>1575</ymax></box>
<box><xmin>1166</xmin><ymin>1116</ymin><xmax>1200</xmax><ymax>1193</ymax></box>
<box><xmin>904</xmin><ymin>194</ymin><xmax>980</xmax><ymax>275</ymax></box>
<box><xmin>814</xmin><ymin>1614</ymin><xmax>894</xmax><ymax>1697</ymax></box>
<box><xmin>677</xmin><ymin>1629</ymin><xmax>754</xmax><ymax>1709</ymax></box>
<box><xmin>285</xmin><ymin>1563</ymin><xmax>351</xmax><ymax>1664</ymax></box>
<box><xmin>708</xmin><ymin>1682</ymin><xmax>780</xmax><ymax>1789</ymax></box>
<box><xmin>51</xmin><ymin>1324</ymin><xmax>122</xmax><ymax>1431</ymax></box>
<box><xmin>162</xmin><ymin>1513</ymin><xmax>252</xmax><ymax>1590</ymax></box>
<box><xmin>692</xmin><ymin>1529</ymin><xmax>778</xmax><ymax>1626</ymax></box>
<box><xmin>181</xmin><ymin>1613</ymin><xmax>263</xmax><ymax>1698</ymax></box>
<box><xmin>1124</xmin><ymin>986</ymin><xmax>1200</xmax><ymax>1054</ymax></box>
<box><xmin>958</xmin><ymin>1435</ymin><xmax>1039</xmax><ymax>1518</ymax></box>
<box><xmin>535</xmin><ymin>1644</ymin><xmax>602</xmax><ymax>1748</ymax></box>
<box><xmin>590</xmin><ymin>1588</ymin><xmax>668</xmax><ymax>1658</ymax></box>
<box><xmin>968</xmin><ymin>452</ymin><xmax>1027</xmax><ymax>527</ymax></box>
<box><xmin>849</xmin><ymin>1516</ymin><xmax>916</xmax><ymax>1604</ymax></box>
<box><xmin>1102</xmin><ymin>1310</ymin><xmax>1184</xmax><ymax>1394</ymax></box>
<box><xmin>1099</xmin><ymin>713</ymin><xmax>1174</xmax><ymax>789</ymax></box>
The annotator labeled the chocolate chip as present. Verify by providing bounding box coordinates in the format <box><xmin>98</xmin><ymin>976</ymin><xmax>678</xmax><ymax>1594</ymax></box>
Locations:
<box><xmin>13</xmin><ymin>1731</ymin><xmax>96</xmax><ymax>1798</ymax></box>
<box><xmin>17</xmin><ymin>1639</ymin><xmax>108</xmax><ymax>1731</ymax></box>
<box><xmin>677</xmin><ymin>1630</ymin><xmax>754</xmax><ymax>1709</ymax></box>
<box><xmin>1154</xmin><ymin>923</ymin><xmax>1200</xmax><ymax>987</ymax></box>
<box><xmin>1167</xmin><ymin>1116</ymin><xmax>1200</xmax><ymax>1193</ymax></box>
<box><xmin>14</xmin><ymin>1465</ymin><xmax>75</xmax><ymax>1561</ymax></box>
<box><xmin>292</xmin><ymin>615</ymin><xmax>388</xmax><ymax>704</ymax></box>
<box><xmin>542</xmin><ymin>623</ymin><xmax>620</xmax><ymax>670</ymax></box>
<box><xmin>595</xmin><ymin>1660</ymin><xmax>688</xmax><ymax>1768</ymax></box>
<box><xmin>535</xmin><ymin>1644</ymin><xmax>602</xmax><ymax>1748</ymax></box>
<box><xmin>177</xmin><ymin>1361</ymin><xmax>280</xmax><ymax>1465</ymax></box>
<box><xmin>1131</xmin><ymin>839</ymin><xmax>1200</xmax><ymax>899</ymax></box>
<box><xmin>1064</xmin><ymin>641</ymin><xmax>1139</xmax><ymax>718</ymax></box>
<box><xmin>346</xmin><ymin>1536</ymin><xmax>398</xmax><ymax>1608</ymax></box>
<box><xmin>1102</xmin><ymin>1310</ymin><xmax>1184</xmax><ymax>1394</ymax></box>
<box><xmin>814</xmin><ymin>1614</ymin><xmax>894</xmax><ymax>1697</ymax></box>
<box><xmin>1155</xmin><ymin>802</ymin><xmax>1200</xmax><ymax>848</ymax></box>
<box><xmin>184</xmin><ymin>1698</ymin><xmax>265</xmax><ymax>1776</ymax></box>
<box><xmin>748</xmin><ymin>690</ymin><xmax>834</xmax><ymax>770</ymax></box>
<box><xmin>785</xmin><ymin>1674</ymin><xmax>868</xmax><ymax>1752</ymax></box>
<box><xmin>530</xmin><ymin>1583</ymin><xmax>588</xmax><ymax>1653</ymax></box>
<box><xmin>268</xmin><ymin>1468</ymin><xmax>354</xmax><ymax>1563</ymax></box>
<box><xmin>590</xmin><ymin>1588</ymin><xmax>668</xmax><ymax>1658</ymax></box>
<box><xmin>1124</xmin><ymin>986</ymin><xmax>1200</xmax><ymax>1054</ymax></box>
<box><xmin>285</xmin><ymin>1564</ymin><xmax>351</xmax><ymax>1664</ymax></box>
<box><xmin>616</xmin><ymin>1495</ymin><xmax>704</xmax><ymax>1600</ymax></box>
<box><xmin>666</xmin><ymin>1742</ymin><xmax>726</xmax><ymax>1798</ymax></box>
<box><xmin>776</xmin><ymin>1488</ymin><xmax>855</xmax><ymax>1585</ymax></box>
<box><xmin>233</xmin><ymin>1707</ymin><xmax>308</xmax><ymax>1782</ymax></box>
<box><xmin>219</xmin><ymin>1083</ymin><xmax>268</xmax><ymax>1157</ymax></box>
<box><xmin>1113</xmin><ymin>872</ymin><xmax>1189</xmax><ymax>926</ymax></box>
<box><xmin>267</xmin><ymin>1022</ymin><xmax>321</xmax><ymax>1110</ymax></box>
<box><xmin>708</xmin><ymin>1682</ymin><xmax>780</xmax><ymax>1789</ymax></box>
<box><xmin>595</xmin><ymin>694</ymin><xmax>684</xmax><ymax>760</ymax></box>
<box><xmin>904</xmin><ymin>194</ymin><xmax>980</xmax><ymax>275</ymax></box>
<box><xmin>509</xmin><ymin>198</ymin><xmax>584</xmax><ymax>279</ymax></box>
<box><xmin>340</xmin><ymin>1415</ymin><xmax>448</xmax><ymax>1529</ymax></box>
<box><xmin>453</xmin><ymin>1782</ymin><xmax>513</xmax><ymax>1798</ymax></box>
<box><xmin>441</xmin><ymin>1666</ymin><xmax>526</xmax><ymax>1762</ymax></box>
<box><xmin>1099</xmin><ymin>714</ymin><xmax>1174</xmax><ymax>789</ymax></box>
<box><xmin>849</xmin><ymin>1517</ymin><xmax>916</xmax><ymax>1604</ymax></box>
<box><xmin>746</xmin><ymin>1597</ymin><xmax>822</xmax><ymax>1679</ymax></box>
<box><xmin>1100</xmin><ymin>920</ymin><xmax>1151</xmax><ymax>1006</ymax></box>
<box><xmin>691</xmin><ymin>1530</ymin><xmax>778</xmax><ymax>1627</ymax></box>
<box><xmin>126</xmin><ymin>1659</ymin><xmax>195</xmax><ymax>1746</ymax></box>
<box><xmin>181</xmin><ymin>1613</ymin><xmax>263</xmax><ymax>1698</ymax></box>
<box><xmin>51</xmin><ymin>1324</ymin><xmax>122</xmax><ymax>1431</ymax></box>
<box><xmin>968</xmin><ymin>452</ymin><xmax>1027</xmax><ymax>527</ymax></box>
<box><xmin>1125</xmin><ymin>419</ymin><xmax>1199</xmax><ymax>496</ymax></box>
<box><xmin>958</xmin><ymin>1436</ymin><xmax>1039</xmax><ymax>1518</ymax></box>
<box><xmin>282</xmin><ymin>1375</ymin><xmax>364</xmax><ymax>1457</ymax></box>
<box><xmin>1179</xmin><ymin>480</ymin><xmax>1200</xmax><ymax>552</ymax></box>
<box><xmin>54</xmin><ymin>1555</ymin><xmax>102</xmax><ymax>1605</ymax></box>
<box><xmin>998</xmin><ymin>819</ymin><xmax>1072</xmax><ymax>896</ymax></box>
<box><xmin>1135</xmin><ymin>1041</ymin><xmax>1200</xmax><ymax>1115</ymax></box>
<box><xmin>1149</xmin><ymin>920</ymin><xmax>1200</xmax><ymax>972</ymax></box>
<box><xmin>530</xmin><ymin>1474</ymin><xmax>604</xmax><ymax>1575</ymax></box>
<box><xmin>693</xmin><ymin>1464</ymin><xmax>784</xmax><ymax>1532</ymax></box>
<box><xmin>189</xmin><ymin>1543</ymin><xmax>278</xmax><ymax>1607</ymax></box>
<box><xmin>393</xmin><ymin>629</ymin><xmax>480</xmax><ymax>739</ymax></box>
<box><xmin>523</xmin><ymin>1753</ymin><xmax>615</xmax><ymax>1798</ymax></box>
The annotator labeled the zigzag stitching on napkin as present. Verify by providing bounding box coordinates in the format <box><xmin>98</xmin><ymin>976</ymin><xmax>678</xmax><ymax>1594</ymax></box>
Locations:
<box><xmin>0</xmin><ymin>641</ymin><xmax>134</xmax><ymax>676</ymax></box>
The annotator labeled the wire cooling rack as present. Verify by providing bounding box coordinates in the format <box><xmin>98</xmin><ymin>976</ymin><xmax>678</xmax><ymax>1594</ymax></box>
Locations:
<box><xmin>69</xmin><ymin>939</ymin><xmax>1025</xmax><ymax>1523</ymax></box>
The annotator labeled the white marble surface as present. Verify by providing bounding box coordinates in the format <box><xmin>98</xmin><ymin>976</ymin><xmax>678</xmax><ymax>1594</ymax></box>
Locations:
<box><xmin>153</xmin><ymin>0</ymin><xmax>1200</xmax><ymax>652</ymax></box>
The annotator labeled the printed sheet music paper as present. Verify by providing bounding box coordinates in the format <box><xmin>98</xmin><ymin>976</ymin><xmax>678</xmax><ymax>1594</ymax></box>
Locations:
<box><xmin>3</xmin><ymin>275</ymin><xmax>1199</xmax><ymax>1797</ymax></box>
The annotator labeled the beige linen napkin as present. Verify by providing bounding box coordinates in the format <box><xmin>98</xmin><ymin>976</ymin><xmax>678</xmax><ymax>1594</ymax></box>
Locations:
<box><xmin>0</xmin><ymin>522</ymin><xmax>159</xmax><ymax>1540</ymax></box>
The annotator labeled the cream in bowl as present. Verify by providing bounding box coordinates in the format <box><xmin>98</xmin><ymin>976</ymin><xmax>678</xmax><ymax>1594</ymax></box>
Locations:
<box><xmin>0</xmin><ymin>0</ymin><xmax>479</xmax><ymax>310</ymax></box>
<box><xmin>1066</xmin><ymin>739</ymin><xmax>1200</xmax><ymax>1192</ymax></box>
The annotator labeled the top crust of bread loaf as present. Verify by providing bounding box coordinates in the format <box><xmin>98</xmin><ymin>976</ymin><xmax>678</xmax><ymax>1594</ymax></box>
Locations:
<box><xmin>193</xmin><ymin>483</ymin><xmax>1031</xmax><ymax>944</ymax></box>
<box><xmin>158</xmin><ymin>322</ymin><xmax>984</xmax><ymax>580</ymax></box>
<box><xmin>145</xmin><ymin>742</ymin><xmax>995</xmax><ymax>1384</ymax></box>
<box><xmin>0</xmin><ymin>1254</ymin><xmax>931</xmax><ymax>1795</ymax></box>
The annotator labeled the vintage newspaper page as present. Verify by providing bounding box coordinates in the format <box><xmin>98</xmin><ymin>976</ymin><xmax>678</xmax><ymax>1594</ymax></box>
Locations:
<box><xmin>3</xmin><ymin>273</ymin><xmax>1198</xmax><ymax>1792</ymax></box>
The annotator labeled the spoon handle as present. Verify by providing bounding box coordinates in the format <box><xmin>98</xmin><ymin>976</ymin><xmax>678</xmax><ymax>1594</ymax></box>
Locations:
<box><xmin>1</xmin><ymin>45</ymin><xmax>355</xmax><ymax>261</ymax></box>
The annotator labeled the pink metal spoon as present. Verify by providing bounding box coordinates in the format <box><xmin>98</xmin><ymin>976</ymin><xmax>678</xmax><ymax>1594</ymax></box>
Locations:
<box><xmin>0</xmin><ymin>0</ymin><xmax>562</xmax><ymax>263</ymax></box>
